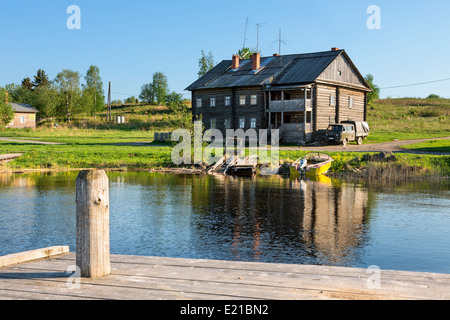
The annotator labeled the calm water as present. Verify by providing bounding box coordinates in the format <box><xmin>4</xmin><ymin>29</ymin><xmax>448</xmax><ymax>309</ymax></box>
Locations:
<box><xmin>0</xmin><ymin>171</ymin><xmax>449</xmax><ymax>274</ymax></box>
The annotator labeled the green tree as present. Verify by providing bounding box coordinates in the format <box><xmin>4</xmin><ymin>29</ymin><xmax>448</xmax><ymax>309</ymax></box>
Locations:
<box><xmin>198</xmin><ymin>50</ymin><xmax>214</xmax><ymax>78</ymax></box>
<box><xmin>427</xmin><ymin>94</ymin><xmax>440</xmax><ymax>99</ymax></box>
<box><xmin>33</xmin><ymin>85</ymin><xmax>60</xmax><ymax>118</ymax></box>
<box><xmin>21</xmin><ymin>77</ymin><xmax>34</xmax><ymax>90</ymax></box>
<box><xmin>124</xmin><ymin>96</ymin><xmax>137</xmax><ymax>104</ymax></box>
<box><xmin>165</xmin><ymin>91</ymin><xmax>184</xmax><ymax>112</ymax></box>
<box><xmin>55</xmin><ymin>69</ymin><xmax>81</xmax><ymax>123</ymax></box>
<box><xmin>82</xmin><ymin>65</ymin><xmax>105</xmax><ymax>118</ymax></box>
<box><xmin>33</xmin><ymin>69</ymin><xmax>50</xmax><ymax>89</ymax></box>
<box><xmin>152</xmin><ymin>72</ymin><xmax>169</xmax><ymax>105</ymax></box>
<box><xmin>237</xmin><ymin>47</ymin><xmax>257</xmax><ymax>59</ymax></box>
<box><xmin>139</xmin><ymin>83</ymin><xmax>155</xmax><ymax>105</ymax></box>
<box><xmin>0</xmin><ymin>89</ymin><xmax>14</xmax><ymax>128</ymax></box>
<box><xmin>365</xmin><ymin>74</ymin><xmax>380</xmax><ymax>104</ymax></box>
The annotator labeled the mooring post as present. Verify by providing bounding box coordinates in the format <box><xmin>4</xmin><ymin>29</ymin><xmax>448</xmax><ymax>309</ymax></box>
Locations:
<box><xmin>76</xmin><ymin>169</ymin><xmax>110</xmax><ymax>278</ymax></box>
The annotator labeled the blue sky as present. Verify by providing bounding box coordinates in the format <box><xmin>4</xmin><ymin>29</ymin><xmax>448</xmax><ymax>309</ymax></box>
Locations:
<box><xmin>1</xmin><ymin>0</ymin><xmax>450</xmax><ymax>100</ymax></box>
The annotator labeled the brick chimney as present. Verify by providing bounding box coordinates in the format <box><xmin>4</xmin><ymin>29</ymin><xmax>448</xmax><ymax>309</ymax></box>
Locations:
<box><xmin>273</xmin><ymin>53</ymin><xmax>280</xmax><ymax>57</ymax></box>
<box><xmin>232</xmin><ymin>54</ymin><xmax>240</xmax><ymax>69</ymax></box>
<box><xmin>252</xmin><ymin>53</ymin><xmax>260</xmax><ymax>70</ymax></box>
<box><xmin>331</xmin><ymin>47</ymin><xmax>340</xmax><ymax>51</ymax></box>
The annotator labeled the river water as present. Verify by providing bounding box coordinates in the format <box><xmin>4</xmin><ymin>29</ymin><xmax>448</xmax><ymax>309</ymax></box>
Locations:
<box><xmin>0</xmin><ymin>171</ymin><xmax>449</xmax><ymax>274</ymax></box>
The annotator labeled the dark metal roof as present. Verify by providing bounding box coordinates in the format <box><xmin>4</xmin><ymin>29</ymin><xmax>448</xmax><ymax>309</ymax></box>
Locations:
<box><xmin>186</xmin><ymin>49</ymin><xmax>370</xmax><ymax>91</ymax></box>
<box><xmin>9</xmin><ymin>103</ymin><xmax>39</xmax><ymax>113</ymax></box>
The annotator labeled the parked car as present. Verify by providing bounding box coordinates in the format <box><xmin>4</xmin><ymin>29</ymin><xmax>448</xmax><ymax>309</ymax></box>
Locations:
<box><xmin>325</xmin><ymin>121</ymin><xmax>370</xmax><ymax>146</ymax></box>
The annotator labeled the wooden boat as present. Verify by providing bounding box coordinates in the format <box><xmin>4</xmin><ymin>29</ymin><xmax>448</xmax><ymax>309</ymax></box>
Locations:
<box><xmin>290</xmin><ymin>153</ymin><xmax>334</xmax><ymax>177</ymax></box>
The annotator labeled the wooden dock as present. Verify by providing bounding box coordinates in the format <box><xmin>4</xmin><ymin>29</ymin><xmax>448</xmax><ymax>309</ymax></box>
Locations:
<box><xmin>1</xmin><ymin>248</ymin><xmax>450</xmax><ymax>300</ymax></box>
<box><xmin>0</xmin><ymin>153</ymin><xmax>23</xmax><ymax>163</ymax></box>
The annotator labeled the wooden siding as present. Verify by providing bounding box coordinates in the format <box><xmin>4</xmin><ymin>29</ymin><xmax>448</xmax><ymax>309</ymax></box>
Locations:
<box><xmin>315</xmin><ymin>84</ymin><xmax>337</xmax><ymax>130</ymax></box>
<box><xmin>7</xmin><ymin>112</ymin><xmax>36</xmax><ymax>129</ymax></box>
<box><xmin>337</xmin><ymin>88</ymin><xmax>365</xmax><ymax>123</ymax></box>
<box><xmin>193</xmin><ymin>87</ymin><xmax>265</xmax><ymax>133</ymax></box>
<box><xmin>317</xmin><ymin>54</ymin><xmax>367</xmax><ymax>89</ymax></box>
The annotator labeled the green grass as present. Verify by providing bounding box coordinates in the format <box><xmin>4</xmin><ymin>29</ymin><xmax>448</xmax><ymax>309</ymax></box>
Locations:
<box><xmin>401</xmin><ymin>139</ymin><xmax>450</xmax><ymax>153</ymax></box>
<box><xmin>0</xmin><ymin>99</ymin><xmax>449</xmax><ymax>176</ymax></box>
<box><xmin>366</xmin><ymin>98</ymin><xmax>450</xmax><ymax>143</ymax></box>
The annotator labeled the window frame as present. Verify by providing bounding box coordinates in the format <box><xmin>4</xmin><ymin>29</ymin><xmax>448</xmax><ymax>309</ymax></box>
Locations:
<box><xmin>250</xmin><ymin>94</ymin><xmax>257</xmax><ymax>105</ymax></box>
<box><xmin>239</xmin><ymin>95</ymin><xmax>246</xmax><ymax>106</ymax></box>
<box><xmin>210</xmin><ymin>118</ymin><xmax>216</xmax><ymax>129</ymax></box>
<box><xmin>210</xmin><ymin>97</ymin><xmax>216</xmax><ymax>108</ymax></box>
<box><xmin>239</xmin><ymin>117</ymin><xmax>245</xmax><ymax>129</ymax></box>
<box><xmin>250</xmin><ymin>118</ymin><xmax>257</xmax><ymax>129</ymax></box>
<box><xmin>224</xmin><ymin>96</ymin><xmax>231</xmax><ymax>107</ymax></box>
<box><xmin>196</xmin><ymin>98</ymin><xmax>202</xmax><ymax>108</ymax></box>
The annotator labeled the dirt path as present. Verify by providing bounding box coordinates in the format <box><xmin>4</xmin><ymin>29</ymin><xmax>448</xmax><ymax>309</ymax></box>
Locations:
<box><xmin>280</xmin><ymin>137</ymin><xmax>450</xmax><ymax>155</ymax></box>
<box><xmin>0</xmin><ymin>137</ymin><xmax>63</xmax><ymax>145</ymax></box>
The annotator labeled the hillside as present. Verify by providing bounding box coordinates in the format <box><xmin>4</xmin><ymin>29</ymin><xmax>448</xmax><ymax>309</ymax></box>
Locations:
<box><xmin>367</xmin><ymin>98</ymin><xmax>449</xmax><ymax>143</ymax></box>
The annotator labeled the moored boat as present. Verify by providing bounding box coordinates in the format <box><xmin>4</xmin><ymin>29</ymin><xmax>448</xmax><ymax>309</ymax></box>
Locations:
<box><xmin>290</xmin><ymin>153</ymin><xmax>334</xmax><ymax>177</ymax></box>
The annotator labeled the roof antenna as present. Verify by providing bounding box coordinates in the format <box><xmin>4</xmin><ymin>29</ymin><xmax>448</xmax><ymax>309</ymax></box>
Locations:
<box><xmin>256</xmin><ymin>23</ymin><xmax>263</xmax><ymax>53</ymax></box>
<box><xmin>278</xmin><ymin>29</ymin><xmax>284</xmax><ymax>55</ymax></box>
<box><xmin>243</xmin><ymin>17</ymin><xmax>248</xmax><ymax>48</ymax></box>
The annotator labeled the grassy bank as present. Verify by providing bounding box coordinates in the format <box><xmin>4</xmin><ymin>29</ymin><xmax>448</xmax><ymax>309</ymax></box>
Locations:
<box><xmin>0</xmin><ymin>99</ymin><xmax>449</xmax><ymax>178</ymax></box>
<box><xmin>366</xmin><ymin>97</ymin><xmax>449</xmax><ymax>143</ymax></box>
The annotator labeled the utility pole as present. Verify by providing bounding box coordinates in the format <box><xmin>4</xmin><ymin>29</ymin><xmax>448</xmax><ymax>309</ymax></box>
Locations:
<box><xmin>107</xmin><ymin>81</ymin><xmax>111</xmax><ymax>122</ymax></box>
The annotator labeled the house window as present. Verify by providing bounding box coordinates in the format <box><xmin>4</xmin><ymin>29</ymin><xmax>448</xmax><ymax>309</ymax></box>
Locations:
<box><xmin>239</xmin><ymin>117</ymin><xmax>245</xmax><ymax>128</ymax></box>
<box><xmin>349</xmin><ymin>97</ymin><xmax>354</xmax><ymax>108</ymax></box>
<box><xmin>210</xmin><ymin>97</ymin><xmax>216</xmax><ymax>107</ymax></box>
<box><xmin>338</xmin><ymin>70</ymin><xmax>342</xmax><ymax>76</ymax></box>
<box><xmin>196</xmin><ymin>98</ymin><xmax>202</xmax><ymax>108</ymax></box>
<box><xmin>225</xmin><ymin>96</ymin><xmax>231</xmax><ymax>106</ymax></box>
<box><xmin>224</xmin><ymin>118</ymin><xmax>231</xmax><ymax>129</ymax></box>
<box><xmin>239</xmin><ymin>95</ymin><xmax>246</xmax><ymax>105</ymax></box>
<box><xmin>210</xmin><ymin>118</ymin><xmax>216</xmax><ymax>129</ymax></box>
<box><xmin>250</xmin><ymin>95</ymin><xmax>257</xmax><ymax>105</ymax></box>
<box><xmin>250</xmin><ymin>118</ymin><xmax>256</xmax><ymax>129</ymax></box>
<box><xmin>20</xmin><ymin>116</ymin><xmax>26</xmax><ymax>124</ymax></box>
<box><xmin>330</xmin><ymin>95</ymin><xmax>336</xmax><ymax>106</ymax></box>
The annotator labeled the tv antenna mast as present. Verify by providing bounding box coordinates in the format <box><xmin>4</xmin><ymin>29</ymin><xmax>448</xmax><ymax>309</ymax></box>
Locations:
<box><xmin>243</xmin><ymin>17</ymin><xmax>248</xmax><ymax>48</ymax></box>
<box><xmin>277</xmin><ymin>29</ymin><xmax>287</xmax><ymax>55</ymax></box>
<box><xmin>256</xmin><ymin>23</ymin><xmax>264</xmax><ymax>53</ymax></box>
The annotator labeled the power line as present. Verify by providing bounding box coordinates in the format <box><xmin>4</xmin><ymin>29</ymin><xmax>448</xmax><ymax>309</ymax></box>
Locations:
<box><xmin>112</xmin><ymin>91</ymin><xmax>139</xmax><ymax>96</ymax></box>
<box><xmin>381</xmin><ymin>77</ymin><xmax>450</xmax><ymax>90</ymax></box>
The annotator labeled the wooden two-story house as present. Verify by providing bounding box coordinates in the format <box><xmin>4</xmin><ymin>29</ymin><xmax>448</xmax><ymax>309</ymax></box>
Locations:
<box><xmin>185</xmin><ymin>48</ymin><xmax>372</xmax><ymax>144</ymax></box>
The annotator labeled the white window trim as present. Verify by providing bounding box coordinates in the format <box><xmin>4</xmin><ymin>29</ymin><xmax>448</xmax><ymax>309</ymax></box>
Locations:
<box><xmin>250</xmin><ymin>95</ymin><xmax>257</xmax><ymax>105</ymax></box>
<box><xmin>224</xmin><ymin>118</ymin><xmax>231</xmax><ymax>129</ymax></box>
<box><xmin>239</xmin><ymin>117</ymin><xmax>245</xmax><ymax>128</ymax></box>
<box><xmin>225</xmin><ymin>96</ymin><xmax>231</xmax><ymax>106</ymax></box>
<box><xmin>250</xmin><ymin>118</ymin><xmax>256</xmax><ymax>129</ymax></box>
<box><xmin>197</xmin><ymin>98</ymin><xmax>202</xmax><ymax>108</ymax></box>
<box><xmin>210</xmin><ymin>97</ymin><xmax>216</xmax><ymax>107</ymax></box>
<box><xmin>20</xmin><ymin>116</ymin><xmax>26</xmax><ymax>124</ymax></box>
<box><xmin>349</xmin><ymin>97</ymin><xmax>354</xmax><ymax>108</ymax></box>
<box><xmin>330</xmin><ymin>95</ymin><xmax>336</xmax><ymax>106</ymax></box>
<box><xmin>239</xmin><ymin>95</ymin><xmax>246</xmax><ymax>106</ymax></box>
<box><xmin>210</xmin><ymin>118</ymin><xmax>216</xmax><ymax>129</ymax></box>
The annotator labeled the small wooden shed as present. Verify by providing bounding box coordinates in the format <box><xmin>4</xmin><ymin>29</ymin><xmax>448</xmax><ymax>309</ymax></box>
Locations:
<box><xmin>7</xmin><ymin>103</ymin><xmax>39</xmax><ymax>129</ymax></box>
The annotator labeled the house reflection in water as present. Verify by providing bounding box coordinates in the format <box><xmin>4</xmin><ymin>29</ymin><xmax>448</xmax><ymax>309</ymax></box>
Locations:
<box><xmin>191</xmin><ymin>174</ymin><xmax>370</xmax><ymax>266</ymax></box>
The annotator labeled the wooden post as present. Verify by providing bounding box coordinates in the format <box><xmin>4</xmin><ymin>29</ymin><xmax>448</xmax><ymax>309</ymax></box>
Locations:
<box><xmin>76</xmin><ymin>169</ymin><xmax>110</xmax><ymax>278</ymax></box>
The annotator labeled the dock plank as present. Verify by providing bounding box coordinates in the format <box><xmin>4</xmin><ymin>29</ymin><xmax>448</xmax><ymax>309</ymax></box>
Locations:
<box><xmin>1</xmin><ymin>253</ymin><xmax>450</xmax><ymax>300</ymax></box>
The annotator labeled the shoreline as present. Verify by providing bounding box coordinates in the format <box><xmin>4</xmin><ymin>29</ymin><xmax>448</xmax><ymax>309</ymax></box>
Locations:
<box><xmin>1</xmin><ymin>163</ymin><xmax>448</xmax><ymax>181</ymax></box>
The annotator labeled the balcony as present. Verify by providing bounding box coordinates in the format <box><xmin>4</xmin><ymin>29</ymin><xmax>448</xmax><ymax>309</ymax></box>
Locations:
<box><xmin>268</xmin><ymin>99</ymin><xmax>312</xmax><ymax>112</ymax></box>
